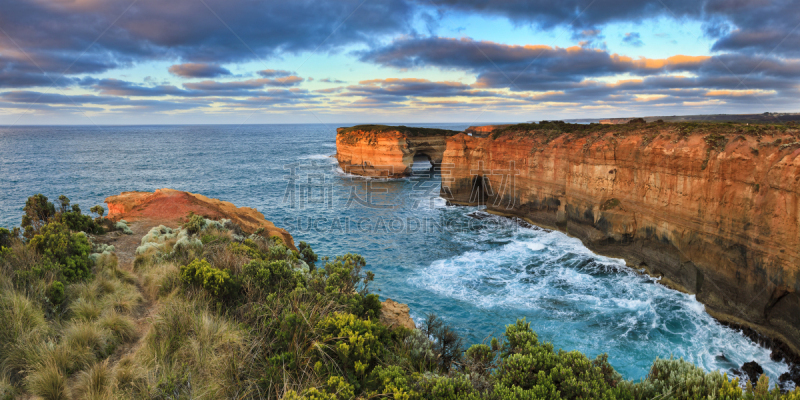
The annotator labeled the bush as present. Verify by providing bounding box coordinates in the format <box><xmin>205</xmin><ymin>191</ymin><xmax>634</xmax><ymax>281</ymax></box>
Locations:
<box><xmin>299</xmin><ymin>241</ymin><xmax>318</xmax><ymax>270</ymax></box>
<box><xmin>242</xmin><ymin>259</ymin><xmax>302</xmax><ymax>295</ymax></box>
<box><xmin>60</xmin><ymin>211</ymin><xmax>103</xmax><ymax>234</ymax></box>
<box><xmin>28</xmin><ymin>222</ymin><xmax>92</xmax><ymax>282</ymax></box>
<box><xmin>421</xmin><ymin>314</ymin><xmax>463</xmax><ymax>373</ymax></box>
<box><xmin>115</xmin><ymin>220</ymin><xmax>132</xmax><ymax>235</ymax></box>
<box><xmin>316</xmin><ymin>312</ymin><xmax>389</xmax><ymax>389</ymax></box>
<box><xmin>493</xmin><ymin>318</ymin><xmax>630</xmax><ymax>400</ymax></box>
<box><xmin>183</xmin><ymin>213</ymin><xmax>207</xmax><ymax>235</ymax></box>
<box><xmin>180</xmin><ymin>258</ymin><xmax>237</xmax><ymax>298</ymax></box>
<box><xmin>45</xmin><ymin>281</ymin><xmax>64</xmax><ymax>305</ymax></box>
<box><xmin>21</xmin><ymin>194</ymin><xmax>56</xmax><ymax>238</ymax></box>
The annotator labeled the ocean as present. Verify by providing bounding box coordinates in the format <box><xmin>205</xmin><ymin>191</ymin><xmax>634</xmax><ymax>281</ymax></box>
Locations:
<box><xmin>0</xmin><ymin>123</ymin><xmax>788</xmax><ymax>381</ymax></box>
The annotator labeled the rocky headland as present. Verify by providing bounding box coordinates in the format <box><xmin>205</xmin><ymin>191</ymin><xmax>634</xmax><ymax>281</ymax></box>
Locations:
<box><xmin>337</xmin><ymin>121</ymin><xmax>800</xmax><ymax>362</ymax></box>
<box><xmin>104</xmin><ymin>188</ymin><xmax>413</xmax><ymax>324</ymax></box>
<box><xmin>336</xmin><ymin>125</ymin><xmax>460</xmax><ymax>178</ymax></box>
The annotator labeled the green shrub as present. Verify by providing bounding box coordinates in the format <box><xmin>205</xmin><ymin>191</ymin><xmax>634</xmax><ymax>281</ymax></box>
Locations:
<box><xmin>316</xmin><ymin>312</ymin><xmax>388</xmax><ymax>389</ymax></box>
<box><xmin>60</xmin><ymin>211</ymin><xmax>103</xmax><ymax>234</ymax></box>
<box><xmin>45</xmin><ymin>281</ymin><xmax>64</xmax><ymax>305</ymax></box>
<box><xmin>299</xmin><ymin>241</ymin><xmax>318</xmax><ymax>270</ymax></box>
<box><xmin>89</xmin><ymin>205</ymin><xmax>105</xmax><ymax>218</ymax></box>
<box><xmin>421</xmin><ymin>314</ymin><xmax>463</xmax><ymax>373</ymax></box>
<box><xmin>0</xmin><ymin>228</ymin><xmax>12</xmax><ymax>249</ymax></box>
<box><xmin>643</xmin><ymin>357</ymin><xmax>748</xmax><ymax>400</ymax></box>
<box><xmin>21</xmin><ymin>194</ymin><xmax>56</xmax><ymax>238</ymax></box>
<box><xmin>417</xmin><ymin>374</ymin><xmax>483</xmax><ymax>400</ymax></box>
<box><xmin>183</xmin><ymin>213</ymin><xmax>207</xmax><ymax>235</ymax></box>
<box><xmin>493</xmin><ymin>318</ymin><xmax>631</xmax><ymax>400</ymax></box>
<box><xmin>180</xmin><ymin>258</ymin><xmax>237</xmax><ymax>298</ymax></box>
<box><xmin>242</xmin><ymin>259</ymin><xmax>303</xmax><ymax>295</ymax></box>
<box><xmin>28</xmin><ymin>222</ymin><xmax>92</xmax><ymax>282</ymax></box>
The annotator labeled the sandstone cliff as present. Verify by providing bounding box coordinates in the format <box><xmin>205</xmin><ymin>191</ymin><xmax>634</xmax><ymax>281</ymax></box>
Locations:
<box><xmin>441</xmin><ymin>122</ymin><xmax>800</xmax><ymax>357</ymax></box>
<box><xmin>105</xmin><ymin>188</ymin><xmax>295</xmax><ymax>248</ymax></box>
<box><xmin>336</xmin><ymin>125</ymin><xmax>460</xmax><ymax>178</ymax></box>
<box><xmin>464</xmin><ymin>125</ymin><xmax>511</xmax><ymax>137</ymax></box>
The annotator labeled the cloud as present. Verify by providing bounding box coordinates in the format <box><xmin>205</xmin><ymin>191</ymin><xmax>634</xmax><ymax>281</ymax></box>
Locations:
<box><xmin>183</xmin><ymin>76</ymin><xmax>303</xmax><ymax>91</ymax></box>
<box><xmin>257</xmin><ymin>69</ymin><xmax>294</xmax><ymax>77</ymax></box>
<box><xmin>169</xmin><ymin>63</ymin><xmax>232</xmax><ymax>78</ymax></box>
<box><xmin>0</xmin><ymin>0</ymin><xmax>416</xmax><ymax>88</ymax></box>
<box><xmin>0</xmin><ymin>90</ymin><xmax>208</xmax><ymax>112</ymax></box>
<box><xmin>417</xmin><ymin>0</ymin><xmax>800</xmax><ymax>57</ymax></box>
<box><xmin>623</xmin><ymin>32</ymin><xmax>644</xmax><ymax>47</ymax></box>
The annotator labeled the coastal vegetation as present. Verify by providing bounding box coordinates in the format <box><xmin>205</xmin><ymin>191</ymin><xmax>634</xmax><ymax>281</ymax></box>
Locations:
<box><xmin>337</xmin><ymin>125</ymin><xmax>461</xmax><ymax>137</ymax></box>
<box><xmin>488</xmin><ymin>120</ymin><xmax>800</xmax><ymax>143</ymax></box>
<box><xmin>1</xmin><ymin>194</ymin><xmax>799</xmax><ymax>399</ymax></box>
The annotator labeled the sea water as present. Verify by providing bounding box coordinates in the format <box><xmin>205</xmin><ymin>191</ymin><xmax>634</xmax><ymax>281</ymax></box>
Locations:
<box><xmin>0</xmin><ymin>124</ymin><xmax>788</xmax><ymax>381</ymax></box>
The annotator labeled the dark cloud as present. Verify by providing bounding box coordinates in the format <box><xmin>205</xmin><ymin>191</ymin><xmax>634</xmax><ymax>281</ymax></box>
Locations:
<box><xmin>361</xmin><ymin>36</ymin><xmax>800</xmax><ymax>92</ymax></box>
<box><xmin>90</xmin><ymin>78</ymin><xmax>194</xmax><ymax>97</ymax></box>
<box><xmin>0</xmin><ymin>0</ymin><xmax>416</xmax><ymax>91</ymax></box>
<box><xmin>623</xmin><ymin>32</ymin><xmax>644</xmax><ymax>47</ymax></box>
<box><xmin>0</xmin><ymin>90</ymin><xmax>208</xmax><ymax>111</ymax></box>
<box><xmin>183</xmin><ymin>76</ymin><xmax>303</xmax><ymax>91</ymax></box>
<box><xmin>169</xmin><ymin>63</ymin><xmax>231</xmax><ymax>78</ymax></box>
<box><xmin>257</xmin><ymin>69</ymin><xmax>295</xmax><ymax>77</ymax></box>
<box><xmin>320</xmin><ymin>78</ymin><xmax>347</xmax><ymax>83</ymax></box>
<box><xmin>344</xmin><ymin>78</ymin><xmax>494</xmax><ymax>99</ymax></box>
<box><xmin>419</xmin><ymin>0</ymin><xmax>800</xmax><ymax>57</ymax></box>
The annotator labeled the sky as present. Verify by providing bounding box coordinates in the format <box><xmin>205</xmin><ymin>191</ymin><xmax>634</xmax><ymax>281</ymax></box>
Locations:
<box><xmin>0</xmin><ymin>0</ymin><xmax>798</xmax><ymax>125</ymax></box>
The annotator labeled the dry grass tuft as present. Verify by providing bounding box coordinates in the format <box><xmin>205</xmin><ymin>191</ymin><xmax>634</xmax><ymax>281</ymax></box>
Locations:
<box><xmin>25</xmin><ymin>360</ymin><xmax>68</xmax><ymax>400</ymax></box>
<box><xmin>131</xmin><ymin>298</ymin><xmax>245</xmax><ymax>398</ymax></box>
<box><xmin>71</xmin><ymin>360</ymin><xmax>113</xmax><ymax>400</ymax></box>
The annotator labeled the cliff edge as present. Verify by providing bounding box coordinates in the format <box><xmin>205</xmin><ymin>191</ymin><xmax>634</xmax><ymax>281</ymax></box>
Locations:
<box><xmin>441</xmin><ymin>121</ymin><xmax>800</xmax><ymax>358</ymax></box>
<box><xmin>105</xmin><ymin>188</ymin><xmax>295</xmax><ymax>249</ymax></box>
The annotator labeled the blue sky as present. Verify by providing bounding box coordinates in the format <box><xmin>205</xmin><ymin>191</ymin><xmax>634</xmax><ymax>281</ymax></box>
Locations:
<box><xmin>0</xmin><ymin>0</ymin><xmax>798</xmax><ymax>125</ymax></box>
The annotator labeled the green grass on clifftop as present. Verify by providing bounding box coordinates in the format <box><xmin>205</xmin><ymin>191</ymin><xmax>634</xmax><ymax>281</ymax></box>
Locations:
<box><xmin>337</xmin><ymin>125</ymin><xmax>461</xmax><ymax>137</ymax></box>
<box><xmin>489</xmin><ymin>120</ymin><xmax>800</xmax><ymax>142</ymax></box>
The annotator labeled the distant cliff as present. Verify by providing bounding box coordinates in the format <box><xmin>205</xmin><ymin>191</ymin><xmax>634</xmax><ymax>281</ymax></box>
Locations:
<box><xmin>441</xmin><ymin>121</ymin><xmax>800</xmax><ymax>357</ymax></box>
<box><xmin>336</xmin><ymin>125</ymin><xmax>460</xmax><ymax>178</ymax></box>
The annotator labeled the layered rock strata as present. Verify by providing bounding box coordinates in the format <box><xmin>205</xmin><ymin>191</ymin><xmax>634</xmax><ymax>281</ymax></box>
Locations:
<box><xmin>336</xmin><ymin>125</ymin><xmax>460</xmax><ymax>178</ymax></box>
<box><xmin>440</xmin><ymin>122</ymin><xmax>800</xmax><ymax>357</ymax></box>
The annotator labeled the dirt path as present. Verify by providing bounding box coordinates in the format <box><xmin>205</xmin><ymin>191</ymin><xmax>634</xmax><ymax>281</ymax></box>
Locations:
<box><xmin>94</xmin><ymin>219</ymin><xmax>181</xmax><ymax>366</ymax></box>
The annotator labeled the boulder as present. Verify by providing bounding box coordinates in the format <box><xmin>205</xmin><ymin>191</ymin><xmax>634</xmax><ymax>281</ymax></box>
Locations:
<box><xmin>380</xmin><ymin>299</ymin><xmax>416</xmax><ymax>330</ymax></box>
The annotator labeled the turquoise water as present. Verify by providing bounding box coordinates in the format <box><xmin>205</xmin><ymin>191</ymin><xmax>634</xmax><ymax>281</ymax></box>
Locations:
<box><xmin>0</xmin><ymin>124</ymin><xmax>788</xmax><ymax>381</ymax></box>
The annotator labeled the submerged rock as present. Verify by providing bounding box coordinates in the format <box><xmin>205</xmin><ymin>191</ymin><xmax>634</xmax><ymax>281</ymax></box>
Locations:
<box><xmin>741</xmin><ymin>361</ymin><xmax>765</xmax><ymax>385</ymax></box>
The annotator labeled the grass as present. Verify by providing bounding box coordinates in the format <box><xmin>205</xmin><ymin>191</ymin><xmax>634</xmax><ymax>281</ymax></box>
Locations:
<box><xmin>488</xmin><ymin>120</ymin><xmax>799</xmax><ymax>142</ymax></box>
<box><xmin>71</xmin><ymin>360</ymin><xmax>113</xmax><ymax>400</ymax></box>
<box><xmin>0</xmin><ymin>227</ymin><xmax>144</xmax><ymax>399</ymax></box>
<box><xmin>3</xmin><ymin>198</ymin><xmax>800</xmax><ymax>400</ymax></box>
<box><xmin>337</xmin><ymin>124</ymin><xmax>460</xmax><ymax>137</ymax></box>
<box><xmin>25</xmin><ymin>360</ymin><xmax>68</xmax><ymax>400</ymax></box>
<box><xmin>126</xmin><ymin>297</ymin><xmax>245</xmax><ymax>399</ymax></box>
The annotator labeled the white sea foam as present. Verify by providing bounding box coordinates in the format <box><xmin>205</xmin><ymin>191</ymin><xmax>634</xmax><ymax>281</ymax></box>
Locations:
<box><xmin>299</xmin><ymin>153</ymin><xmax>336</xmax><ymax>160</ymax></box>
<box><xmin>408</xmin><ymin>225</ymin><xmax>790</xmax><ymax>382</ymax></box>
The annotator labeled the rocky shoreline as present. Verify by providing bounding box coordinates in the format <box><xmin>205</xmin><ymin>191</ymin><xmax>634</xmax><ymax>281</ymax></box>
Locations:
<box><xmin>336</xmin><ymin>122</ymin><xmax>800</xmax><ymax>374</ymax></box>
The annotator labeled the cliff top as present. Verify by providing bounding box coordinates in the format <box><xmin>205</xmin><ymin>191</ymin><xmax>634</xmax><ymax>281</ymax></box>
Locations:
<box><xmin>337</xmin><ymin>124</ymin><xmax>460</xmax><ymax>138</ymax></box>
<box><xmin>487</xmin><ymin>120</ymin><xmax>800</xmax><ymax>143</ymax></box>
<box><xmin>105</xmin><ymin>188</ymin><xmax>295</xmax><ymax>248</ymax></box>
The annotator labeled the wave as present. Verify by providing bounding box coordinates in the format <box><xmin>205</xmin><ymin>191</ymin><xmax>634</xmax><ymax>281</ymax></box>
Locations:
<box><xmin>408</xmin><ymin>226</ymin><xmax>789</xmax><ymax>381</ymax></box>
<box><xmin>299</xmin><ymin>153</ymin><xmax>336</xmax><ymax>160</ymax></box>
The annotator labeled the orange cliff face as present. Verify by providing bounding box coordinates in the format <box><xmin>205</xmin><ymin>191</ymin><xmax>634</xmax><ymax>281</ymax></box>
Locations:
<box><xmin>105</xmin><ymin>188</ymin><xmax>295</xmax><ymax>249</ymax></box>
<box><xmin>336</xmin><ymin>125</ymin><xmax>460</xmax><ymax>177</ymax></box>
<box><xmin>441</xmin><ymin>123</ymin><xmax>800</xmax><ymax>357</ymax></box>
